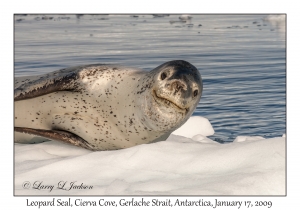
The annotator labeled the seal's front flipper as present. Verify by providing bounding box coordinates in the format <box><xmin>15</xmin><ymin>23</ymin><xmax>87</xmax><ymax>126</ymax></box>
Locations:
<box><xmin>14</xmin><ymin>127</ymin><xmax>96</xmax><ymax>151</ymax></box>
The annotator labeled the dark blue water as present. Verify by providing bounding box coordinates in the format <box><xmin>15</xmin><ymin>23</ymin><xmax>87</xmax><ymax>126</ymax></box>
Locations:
<box><xmin>14</xmin><ymin>14</ymin><xmax>286</xmax><ymax>142</ymax></box>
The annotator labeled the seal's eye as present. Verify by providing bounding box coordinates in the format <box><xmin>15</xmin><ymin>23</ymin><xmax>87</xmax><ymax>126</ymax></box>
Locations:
<box><xmin>193</xmin><ymin>90</ymin><xmax>199</xmax><ymax>97</ymax></box>
<box><xmin>161</xmin><ymin>72</ymin><xmax>167</xmax><ymax>80</ymax></box>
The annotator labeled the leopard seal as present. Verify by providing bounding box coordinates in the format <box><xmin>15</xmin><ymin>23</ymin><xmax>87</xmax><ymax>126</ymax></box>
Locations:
<box><xmin>14</xmin><ymin>60</ymin><xmax>203</xmax><ymax>151</ymax></box>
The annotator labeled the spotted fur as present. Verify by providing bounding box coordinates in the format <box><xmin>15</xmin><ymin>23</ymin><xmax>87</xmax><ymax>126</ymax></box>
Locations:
<box><xmin>14</xmin><ymin>60</ymin><xmax>203</xmax><ymax>151</ymax></box>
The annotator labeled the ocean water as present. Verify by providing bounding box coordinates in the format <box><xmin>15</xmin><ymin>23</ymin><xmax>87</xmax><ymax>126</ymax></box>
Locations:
<box><xmin>14</xmin><ymin>14</ymin><xmax>286</xmax><ymax>142</ymax></box>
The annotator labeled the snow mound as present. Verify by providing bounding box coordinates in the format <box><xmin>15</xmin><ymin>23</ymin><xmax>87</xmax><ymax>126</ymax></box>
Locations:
<box><xmin>172</xmin><ymin>116</ymin><xmax>214</xmax><ymax>138</ymax></box>
<box><xmin>234</xmin><ymin>136</ymin><xmax>265</xmax><ymax>142</ymax></box>
<box><xmin>14</xmin><ymin>117</ymin><xmax>285</xmax><ymax>195</ymax></box>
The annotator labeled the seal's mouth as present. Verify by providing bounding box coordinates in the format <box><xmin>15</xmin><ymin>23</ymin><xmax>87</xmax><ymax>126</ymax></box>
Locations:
<box><xmin>152</xmin><ymin>90</ymin><xmax>189</xmax><ymax>113</ymax></box>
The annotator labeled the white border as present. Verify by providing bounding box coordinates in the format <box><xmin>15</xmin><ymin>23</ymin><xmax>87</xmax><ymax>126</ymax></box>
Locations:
<box><xmin>4</xmin><ymin>0</ymin><xmax>295</xmax><ymax>209</ymax></box>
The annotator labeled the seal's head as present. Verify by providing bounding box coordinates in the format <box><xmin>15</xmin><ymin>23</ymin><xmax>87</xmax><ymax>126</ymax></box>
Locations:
<box><xmin>138</xmin><ymin>60</ymin><xmax>203</xmax><ymax>132</ymax></box>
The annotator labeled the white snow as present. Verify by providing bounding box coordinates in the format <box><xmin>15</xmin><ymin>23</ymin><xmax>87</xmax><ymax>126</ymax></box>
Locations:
<box><xmin>263</xmin><ymin>14</ymin><xmax>285</xmax><ymax>23</ymax></box>
<box><xmin>263</xmin><ymin>14</ymin><xmax>286</xmax><ymax>34</ymax></box>
<box><xmin>14</xmin><ymin>116</ymin><xmax>285</xmax><ymax>195</ymax></box>
<box><xmin>179</xmin><ymin>15</ymin><xmax>193</xmax><ymax>20</ymax></box>
<box><xmin>172</xmin><ymin>116</ymin><xmax>214</xmax><ymax>138</ymax></box>
<box><xmin>233</xmin><ymin>136</ymin><xmax>265</xmax><ymax>142</ymax></box>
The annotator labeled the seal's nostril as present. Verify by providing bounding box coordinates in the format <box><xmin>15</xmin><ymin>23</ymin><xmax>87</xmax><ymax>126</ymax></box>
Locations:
<box><xmin>161</xmin><ymin>72</ymin><xmax>167</xmax><ymax>80</ymax></box>
<box><xmin>193</xmin><ymin>90</ymin><xmax>198</xmax><ymax>97</ymax></box>
<box><xmin>171</xmin><ymin>81</ymin><xmax>186</xmax><ymax>94</ymax></box>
